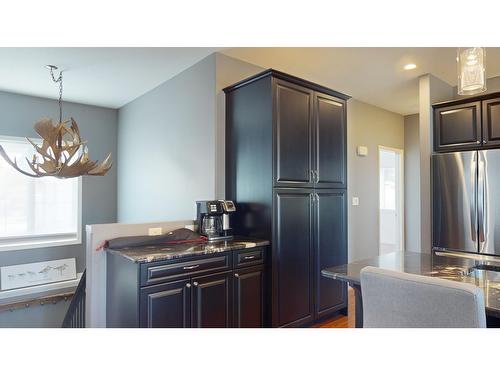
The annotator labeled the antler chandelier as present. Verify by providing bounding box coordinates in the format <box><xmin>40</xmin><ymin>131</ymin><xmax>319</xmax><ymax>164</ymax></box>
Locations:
<box><xmin>0</xmin><ymin>65</ymin><xmax>112</xmax><ymax>178</ymax></box>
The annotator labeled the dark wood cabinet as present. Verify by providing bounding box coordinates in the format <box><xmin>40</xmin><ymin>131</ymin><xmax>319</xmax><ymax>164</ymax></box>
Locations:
<box><xmin>273</xmin><ymin>189</ymin><xmax>314</xmax><ymax>327</ymax></box>
<box><xmin>192</xmin><ymin>272</ymin><xmax>232</xmax><ymax>328</ymax></box>
<box><xmin>225</xmin><ymin>69</ymin><xmax>349</xmax><ymax>327</ymax></box>
<box><xmin>433</xmin><ymin>92</ymin><xmax>500</xmax><ymax>152</ymax></box>
<box><xmin>434</xmin><ymin>101</ymin><xmax>481</xmax><ymax>151</ymax></box>
<box><xmin>314</xmin><ymin>190</ymin><xmax>347</xmax><ymax>318</ymax></box>
<box><xmin>140</xmin><ymin>279</ymin><xmax>191</xmax><ymax>328</ymax></box>
<box><xmin>314</xmin><ymin>93</ymin><xmax>347</xmax><ymax>188</ymax></box>
<box><xmin>483</xmin><ymin>97</ymin><xmax>500</xmax><ymax>147</ymax></box>
<box><xmin>107</xmin><ymin>247</ymin><xmax>267</xmax><ymax>328</ymax></box>
<box><xmin>233</xmin><ymin>266</ymin><xmax>265</xmax><ymax>328</ymax></box>
<box><xmin>274</xmin><ymin>80</ymin><xmax>313</xmax><ymax>187</ymax></box>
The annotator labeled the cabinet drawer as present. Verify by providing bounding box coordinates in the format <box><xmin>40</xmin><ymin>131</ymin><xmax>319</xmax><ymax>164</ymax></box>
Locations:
<box><xmin>234</xmin><ymin>247</ymin><xmax>265</xmax><ymax>268</ymax></box>
<box><xmin>140</xmin><ymin>254</ymin><xmax>232</xmax><ymax>287</ymax></box>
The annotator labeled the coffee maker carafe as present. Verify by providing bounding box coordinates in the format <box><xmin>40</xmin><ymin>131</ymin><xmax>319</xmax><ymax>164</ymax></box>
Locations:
<box><xmin>196</xmin><ymin>200</ymin><xmax>236</xmax><ymax>241</ymax></box>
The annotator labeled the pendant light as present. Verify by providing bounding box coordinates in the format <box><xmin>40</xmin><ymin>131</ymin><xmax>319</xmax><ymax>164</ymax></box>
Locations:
<box><xmin>457</xmin><ymin>47</ymin><xmax>487</xmax><ymax>96</ymax></box>
<box><xmin>0</xmin><ymin>65</ymin><xmax>112</xmax><ymax>178</ymax></box>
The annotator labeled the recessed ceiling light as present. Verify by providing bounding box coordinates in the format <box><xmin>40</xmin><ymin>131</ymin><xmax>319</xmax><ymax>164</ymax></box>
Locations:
<box><xmin>404</xmin><ymin>63</ymin><xmax>417</xmax><ymax>70</ymax></box>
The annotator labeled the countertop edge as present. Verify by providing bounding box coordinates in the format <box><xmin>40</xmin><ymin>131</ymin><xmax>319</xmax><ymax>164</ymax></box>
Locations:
<box><xmin>106</xmin><ymin>238</ymin><xmax>270</xmax><ymax>264</ymax></box>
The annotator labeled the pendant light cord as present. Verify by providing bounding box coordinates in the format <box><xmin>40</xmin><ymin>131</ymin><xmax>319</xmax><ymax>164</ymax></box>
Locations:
<box><xmin>49</xmin><ymin>66</ymin><xmax>63</xmax><ymax>124</ymax></box>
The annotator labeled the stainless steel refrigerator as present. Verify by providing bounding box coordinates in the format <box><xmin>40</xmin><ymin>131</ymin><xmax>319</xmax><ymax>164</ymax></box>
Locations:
<box><xmin>432</xmin><ymin>150</ymin><xmax>500</xmax><ymax>256</ymax></box>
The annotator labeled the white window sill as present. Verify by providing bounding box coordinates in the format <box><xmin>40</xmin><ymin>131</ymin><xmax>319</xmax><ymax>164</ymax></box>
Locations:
<box><xmin>0</xmin><ymin>272</ymin><xmax>82</xmax><ymax>305</ymax></box>
<box><xmin>0</xmin><ymin>233</ymin><xmax>82</xmax><ymax>252</ymax></box>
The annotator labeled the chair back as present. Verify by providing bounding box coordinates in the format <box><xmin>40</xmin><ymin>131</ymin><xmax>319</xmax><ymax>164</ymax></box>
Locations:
<box><xmin>360</xmin><ymin>266</ymin><xmax>486</xmax><ymax>328</ymax></box>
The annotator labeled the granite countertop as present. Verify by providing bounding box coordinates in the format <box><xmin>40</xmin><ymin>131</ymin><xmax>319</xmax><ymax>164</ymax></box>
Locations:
<box><xmin>321</xmin><ymin>251</ymin><xmax>500</xmax><ymax>318</ymax></box>
<box><xmin>106</xmin><ymin>236</ymin><xmax>270</xmax><ymax>263</ymax></box>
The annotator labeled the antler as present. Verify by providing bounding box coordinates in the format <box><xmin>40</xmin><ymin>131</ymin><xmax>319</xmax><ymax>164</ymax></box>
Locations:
<box><xmin>0</xmin><ymin>118</ymin><xmax>112</xmax><ymax>178</ymax></box>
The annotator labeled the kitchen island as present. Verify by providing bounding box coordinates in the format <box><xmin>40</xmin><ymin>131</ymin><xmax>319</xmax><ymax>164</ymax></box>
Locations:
<box><xmin>106</xmin><ymin>237</ymin><xmax>269</xmax><ymax>328</ymax></box>
<box><xmin>322</xmin><ymin>251</ymin><xmax>500</xmax><ymax>328</ymax></box>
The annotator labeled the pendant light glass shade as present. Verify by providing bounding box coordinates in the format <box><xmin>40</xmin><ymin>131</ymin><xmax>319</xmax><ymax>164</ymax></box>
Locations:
<box><xmin>457</xmin><ymin>47</ymin><xmax>486</xmax><ymax>96</ymax></box>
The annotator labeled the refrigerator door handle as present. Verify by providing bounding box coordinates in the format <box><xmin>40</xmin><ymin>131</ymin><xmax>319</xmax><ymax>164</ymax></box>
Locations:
<box><xmin>470</xmin><ymin>152</ymin><xmax>477</xmax><ymax>242</ymax></box>
<box><xmin>478</xmin><ymin>152</ymin><xmax>486</xmax><ymax>245</ymax></box>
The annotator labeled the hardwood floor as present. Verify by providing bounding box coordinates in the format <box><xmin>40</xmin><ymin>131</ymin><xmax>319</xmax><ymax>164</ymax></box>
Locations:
<box><xmin>314</xmin><ymin>287</ymin><xmax>356</xmax><ymax>328</ymax></box>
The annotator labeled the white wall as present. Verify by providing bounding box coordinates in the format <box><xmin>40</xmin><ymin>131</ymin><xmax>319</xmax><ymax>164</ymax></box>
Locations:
<box><xmin>117</xmin><ymin>55</ymin><xmax>216</xmax><ymax>223</ymax></box>
<box><xmin>347</xmin><ymin>99</ymin><xmax>405</xmax><ymax>261</ymax></box>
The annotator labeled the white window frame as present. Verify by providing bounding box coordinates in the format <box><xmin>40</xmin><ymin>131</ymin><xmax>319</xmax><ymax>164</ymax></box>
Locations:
<box><xmin>0</xmin><ymin>135</ymin><xmax>83</xmax><ymax>252</ymax></box>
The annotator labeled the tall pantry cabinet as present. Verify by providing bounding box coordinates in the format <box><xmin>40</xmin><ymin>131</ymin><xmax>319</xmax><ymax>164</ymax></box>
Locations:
<box><xmin>224</xmin><ymin>70</ymin><xmax>349</xmax><ymax>327</ymax></box>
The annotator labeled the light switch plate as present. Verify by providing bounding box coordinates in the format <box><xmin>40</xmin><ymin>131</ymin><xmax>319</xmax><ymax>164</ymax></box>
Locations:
<box><xmin>352</xmin><ymin>197</ymin><xmax>359</xmax><ymax>206</ymax></box>
<box><xmin>148</xmin><ymin>227</ymin><xmax>162</xmax><ymax>236</ymax></box>
<box><xmin>357</xmin><ymin>146</ymin><xmax>368</xmax><ymax>156</ymax></box>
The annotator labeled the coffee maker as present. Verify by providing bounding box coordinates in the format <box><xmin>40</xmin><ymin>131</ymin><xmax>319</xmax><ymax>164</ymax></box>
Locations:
<box><xmin>196</xmin><ymin>200</ymin><xmax>236</xmax><ymax>241</ymax></box>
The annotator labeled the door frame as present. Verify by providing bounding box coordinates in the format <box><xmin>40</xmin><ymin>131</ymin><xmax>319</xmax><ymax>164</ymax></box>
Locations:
<box><xmin>377</xmin><ymin>145</ymin><xmax>405</xmax><ymax>254</ymax></box>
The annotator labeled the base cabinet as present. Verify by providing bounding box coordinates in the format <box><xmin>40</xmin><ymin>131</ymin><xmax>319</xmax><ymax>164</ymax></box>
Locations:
<box><xmin>192</xmin><ymin>272</ymin><xmax>232</xmax><ymax>328</ymax></box>
<box><xmin>108</xmin><ymin>248</ymin><xmax>267</xmax><ymax>328</ymax></box>
<box><xmin>233</xmin><ymin>266</ymin><xmax>265</xmax><ymax>328</ymax></box>
<box><xmin>140</xmin><ymin>279</ymin><xmax>191</xmax><ymax>328</ymax></box>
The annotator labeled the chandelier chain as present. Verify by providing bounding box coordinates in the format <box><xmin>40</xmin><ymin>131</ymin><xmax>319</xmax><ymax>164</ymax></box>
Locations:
<box><xmin>49</xmin><ymin>66</ymin><xmax>63</xmax><ymax>124</ymax></box>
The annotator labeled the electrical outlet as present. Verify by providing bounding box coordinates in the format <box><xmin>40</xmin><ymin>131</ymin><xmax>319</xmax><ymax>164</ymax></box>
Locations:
<box><xmin>352</xmin><ymin>197</ymin><xmax>359</xmax><ymax>206</ymax></box>
<box><xmin>148</xmin><ymin>227</ymin><xmax>162</xmax><ymax>236</ymax></box>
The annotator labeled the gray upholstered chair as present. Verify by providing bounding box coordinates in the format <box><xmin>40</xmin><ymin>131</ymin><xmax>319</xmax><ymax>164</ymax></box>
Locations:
<box><xmin>360</xmin><ymin>266</ymin><xmax>486</xmax><ymax>328</ymax></box>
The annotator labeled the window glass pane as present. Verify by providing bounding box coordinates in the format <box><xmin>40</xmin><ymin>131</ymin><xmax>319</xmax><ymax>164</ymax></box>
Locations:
<box><xmin>0</xmin><ymin>137</ymin><xmax>79</xmax><ymax>238</ymax></box>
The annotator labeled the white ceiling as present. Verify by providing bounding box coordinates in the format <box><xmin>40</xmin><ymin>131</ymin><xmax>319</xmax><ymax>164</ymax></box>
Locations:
<box><xmin>222</xmin><ymin>47</ymin><xmax>500</xmax><ymax>115</ymax></box>
<box><xmin>0</xmin><ymin>48</ymin><xmax>220</xmax><ymax>109</ymax></box>
<box><xmin>1</xmin><ymin>47</ymin><xmax>500</xmax><ymax>115</ymax></box>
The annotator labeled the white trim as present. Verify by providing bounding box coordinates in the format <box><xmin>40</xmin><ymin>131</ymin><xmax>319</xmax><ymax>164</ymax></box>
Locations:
<box><xmin>0</xmin><ymin>272</ymin><xmax>82</xmax><ymax>303</ymax></box>
<box><xmin>0</xmin><ymin>235</ymin><xmax>81</xmax><ymax>252</ymax></box>
<box><xmin>378</xmin><ymin>145</ymin><xmax>405</xmax><ymax>254</ymax></box>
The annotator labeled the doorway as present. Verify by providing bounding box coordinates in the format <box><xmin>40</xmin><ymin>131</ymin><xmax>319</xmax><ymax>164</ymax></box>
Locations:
<box><xmin>378</xmin><ymin>146</ymin><xmax>404</xmax><ymax>254</ymax></box>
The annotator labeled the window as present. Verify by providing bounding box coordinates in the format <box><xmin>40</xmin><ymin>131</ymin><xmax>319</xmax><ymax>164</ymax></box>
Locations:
<box><xmin>0</xmin><ymin>136</ymin><xmax>82</xmax><ymax>251</ymax></box>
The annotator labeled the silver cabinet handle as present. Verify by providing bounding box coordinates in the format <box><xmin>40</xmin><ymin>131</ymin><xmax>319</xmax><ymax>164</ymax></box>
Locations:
<box><xmin>186</xmin><ymin>283</ymin><xmax>191</xmax><ymax>288</ymax></box>
<box><xmin>310</xmin><ymin>170</ymin><xmax>315</xmax><ymax>182</ymax></box>
<box><xmin>183</xmin><ymin>265</ymin><xmax>200</xmax><ymax>270</ymax></box>
<box><xmin>234</xmin><ymin>273</ymin><xmax>239</xmax><ymax>278</ymax></box>
<box><xmin>314</xmin><ymin>170</ymin><xmax>319</xmax><ymax>183</ymax></box>
<box><xmin>193</xmin><ymin>282</ymin><xmax>199</xmax><ymax>286</ymax></box>
<box><xmin>243</xmin><ymin>255</ymin><xmax>255</xmax><ymax>260</ymax></box>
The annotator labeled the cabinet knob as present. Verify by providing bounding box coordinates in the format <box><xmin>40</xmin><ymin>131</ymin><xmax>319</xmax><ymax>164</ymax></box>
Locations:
<box><xmin>234</xmin><ymin>273</ymin><xmax>239</xmax><ymax>278</ymax></box>
<box><xmin>477</xmin><ymin>140</ymin><xmax>481</xmax><ymax>144</ymax></box>
<box><xmin>186</xmin><ymin>283</ymin><xmax>191</xmax><ymax>288</ymax></box>
<box><xmin>483</xmin><ymin>140</ymin><xmax>488</xmax><ymax>144</ymax></box>
<box><xmin>193</xmin><ymin>282</ymin><xmax>199</xmax><ymax>286</ymax></box>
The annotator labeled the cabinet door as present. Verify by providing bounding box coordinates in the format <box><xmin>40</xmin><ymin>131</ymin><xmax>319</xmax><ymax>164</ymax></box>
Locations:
<box><xmin>192</xmin><ymin>272</ymin><xmax>232</xmax><ymax>328</ymax></box>
<box><xmin>140</xmin><ymin>279</ymin><xmax>191</xmax><ymax>328</ymax></box>
<box><xmin>313</xmin><ymin>92</ymin><xmax>346</xmax><ymax>188</ymax></box>
<box><xmin>314</xmin><ymin>190</ymin><xmax>347</xmax><ymax>319</ymax></box>
<box><xmin>434</xmin><ymin>101</ymin><xmax>481</xmax><ymax>151</ymax></box>
<box><xmin>273</xmin><ymin>189</ymin><xmax>314</xmax><ymax>327</ymax></box>
<box><xmin>483</xmin><ymin>97</ymin><xmax>500</xmax><ymax>147</ymax></box>
<box><xmin>233</xmin><ymin>266</ymin><xmax>265</xmax><ymax>328</ymax></box>
<box><xmin>273</xmin><ymin>79</ymin><xmax>314</xmax><ymax>187</ymax></box>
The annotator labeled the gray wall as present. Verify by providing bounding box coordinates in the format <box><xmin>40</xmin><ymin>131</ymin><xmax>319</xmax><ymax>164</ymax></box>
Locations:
<box><xmin>0</xmin><ymin>90</ymin><xmax>117</xmax><ymax>327</ymax></box>
<box><xmin>404</xmin><ymin>114</ymin><xmax>420</xmax><ymax>252</ymax></box>
<box><xmin>214</xmin><ymin>53</ymin><xmax>265</xmax><ymax>198</ymax></box>
<box><xmin>118</xmin><ymin>55</ymin><xmax>216</xmax><ymax>223</ymax></box>
<box><xmin>347</xmin><ymin>99</ymin><xmax>405</xmax><ymax>262</ymax></box>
